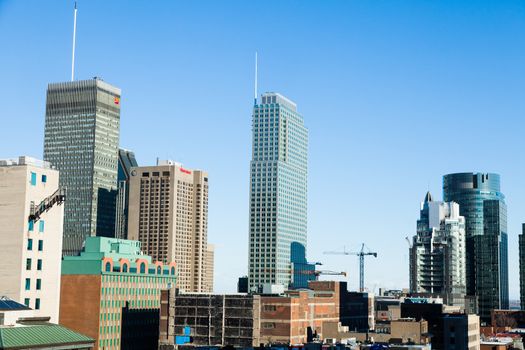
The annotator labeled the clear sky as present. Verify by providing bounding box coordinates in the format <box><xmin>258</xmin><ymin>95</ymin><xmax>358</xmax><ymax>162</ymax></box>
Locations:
<box><xmin>1</xmin><ymin>1</ymin><xmax>524</xmax><ymax>298</ymax></box>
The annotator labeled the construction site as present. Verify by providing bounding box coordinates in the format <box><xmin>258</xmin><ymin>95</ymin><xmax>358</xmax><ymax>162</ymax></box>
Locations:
<box><xmin>159</xmin><ymin>290</ymin><xmax>261</xmax><ymax>348</ymax></box>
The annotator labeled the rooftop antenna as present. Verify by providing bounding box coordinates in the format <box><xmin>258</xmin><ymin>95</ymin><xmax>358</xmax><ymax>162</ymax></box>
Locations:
<box><xmin>254</xmin><ymin>51</ymin><xmax>258</xmax><ymax>106</ymax></box>
<box><xmin>71</xmin><ymin>1</ymin><xmax>78</xmax><ymax>81</ymax></box>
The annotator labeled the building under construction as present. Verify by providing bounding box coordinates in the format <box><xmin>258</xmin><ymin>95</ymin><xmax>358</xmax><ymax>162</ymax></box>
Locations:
<box><xmin>159</xmin><ymin>289</ymin><xmax>261</xmax><ymax>348</ymax></box>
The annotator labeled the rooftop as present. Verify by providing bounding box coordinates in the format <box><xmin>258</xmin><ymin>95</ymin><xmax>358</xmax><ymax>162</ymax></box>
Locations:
<box><xmin>0</xmin><ymin>156</ymin><xmax>51</xmax><ymax>169</ymax></box>
<box><xmin>0</xmin><ymin>297</ymin><xmax>30</xmax><ymax>312</ymax></box>
<box><xmin>0</xmin><ymin>323</ymin><xmax>94</xmax><ymax>349</ymax></box>
<box><xmin>260</xmin><ymin>92</ymin><xmax>297</xmax><ymax>112</ymax></box>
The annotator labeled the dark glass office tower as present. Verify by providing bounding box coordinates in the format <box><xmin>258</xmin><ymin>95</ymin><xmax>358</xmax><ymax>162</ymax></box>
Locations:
<box><xmin>114</xmin><ymin>149</ymin><xmax>138</xmax><ymax>239</ymax></box>
<box><xmin>43</xmin><ymin>78</ymin><xmax>121</xmax><ymax>255</ymax></box>
<box><xmin>519</xmin><ymin>224</ymin><xmax>525</xmax><ymax>310</ymax></box>
<box><xmin>443</xmin><ymin>173</ymin><xmax>508</xmax><ymax>321</ymax></box>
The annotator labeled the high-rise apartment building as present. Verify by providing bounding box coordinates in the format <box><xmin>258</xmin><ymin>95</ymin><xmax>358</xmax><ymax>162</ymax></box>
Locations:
<box><xmin>60</xmin><ymin>236</ymin><xmax>177</xmax><ymax>350</ymax></box>
<box><xmin>115</xmin><ymin>149</ymin><xmax>138</xmax><ymax>239</ymax></box>
<box><xmin>409</xmin><ymin>192</ymin><xmax>466</xmax><ymax>306</ymax></box>
<box><xmin>519</xmin><ymin>224</ymin><xmax>525</xmax><ymax>310</ymax></box>
<box><xmin>204</xmin><ymin>244</ymin><xmax>214</xmax><ymax>293</ymax></box>
<box><xmin>443</xmin><ymin>173</ymin><xmax>508</xmax><ymax>321</ymax></box>
<box><xmin>0</xmin><ymin>156</ymin><xmax>64</xmax><ymax>322</ymax></box>
<box><xmin>43</xmin><ymin>78</ymin><xmax>121</xmax><ymax>255</ymax></box>
<box><xmin>127</xmin><ymin>160</ymin><xmax>211</xmax><ymax>292</ymax></box>
<box><xmin>248</xmin><ymin>92</ymin><xmax>308</xmax><ymax>291</ymax></box>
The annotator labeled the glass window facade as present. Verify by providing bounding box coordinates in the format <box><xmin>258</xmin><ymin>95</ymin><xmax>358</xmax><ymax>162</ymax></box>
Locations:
<box><xmin>43</xmin><ymin>78</ymin><xmax>121</xmax><ymax>255</ymax></box>
<box><xmin>443</xmin><ymin>172</ymin><xmax>508</xmax><ymax>321</ymax></box>
<box><xmin>248</xmin><ymin>93</ymin><xmax>308</xmax><ymax>290</ymax></box>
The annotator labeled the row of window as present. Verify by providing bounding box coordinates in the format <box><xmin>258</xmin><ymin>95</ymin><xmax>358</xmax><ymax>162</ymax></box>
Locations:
<box><xmin>25</xmin><ymin>278</ymin><xmax>42</xmax><ymax>291</ymax></box>
<box><xmin>24</xmin><ymin>297</ymin><xmax>40</xmax><ymax>309</ymax></box>
<box><xmin>27</xmin><ymin>239</ymin><xmax>44</xmax><ymax>251</ymax></box>
<box><xmin>28</xmin><ymin>220</ymin><xmax>45</xmax><ymax>232</ymax></box>
<box><xmin>30</xmin><ymin>172</ymin><xmax>47</xmax><ymax>186</ymax></box>
<box><xmin>26</xmin><ymin>258</ymin><xmax>43</xmax><ymax>270</ymax></box>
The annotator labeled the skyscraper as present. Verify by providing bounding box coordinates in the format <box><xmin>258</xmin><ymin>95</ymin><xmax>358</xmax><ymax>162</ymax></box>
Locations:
<box><xmin>115</xmin><ymin>148</ymin><xmax>138</xmax><ymax>239</ymax></box>
<box><xmin>0</xmin><ymin>156</ymin><xmax>64</xmax><ymax>322</ymax></box>
<box><xmin>409</xmin><ymin>192</ymin><xmax>466</xmax><ymax>306</ymax></box>
<box><xmin>519</xmin><ymin>224</ymin><xmax>525</xmax><ymax>310</ymax></box>
<box><xmin>127</xmin><ymin>160</ymin><xmax>212</xmax><ymax>292</ymax></box>
<box><xmin>248</xmin><ymin>92</ymin><xmax>308</xmax><ymax>291</ymax></box>
<box><xmin>443</xmin><ymin>173</ymin><xmax>508</xmax><ymax>321</ymax></box>
<box><xmin>43</xmin><ymin>78</ymin><xmax>121</xmax><ymax>255</ymax></box>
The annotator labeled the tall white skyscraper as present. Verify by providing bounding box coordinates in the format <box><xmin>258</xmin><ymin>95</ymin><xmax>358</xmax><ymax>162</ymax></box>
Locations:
<box><xmin>248</xmin><ymin>93</ymin><xmax>308</xmax><ymax>291</ymax></box>
<box><xmin>0</xmin><ymin>156</ymin><xmax>64</xmax><ymax>322</ymax></box>
<box><xmin>409</xmin><ymin>192</ymin><xmax>466</xmax><ymax>306</ymax></box>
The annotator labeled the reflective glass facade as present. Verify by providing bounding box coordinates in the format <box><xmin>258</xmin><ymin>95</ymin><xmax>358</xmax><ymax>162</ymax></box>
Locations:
<box><xmin>114</xmin><ymin>149</ymin><xmax>138</xmax><ymax>239</ymax></box>
<box><xmin>248</xmin><ymin>93</ymin><xmax>308</xmax><ymax>291</ymax></box>
<box><xmin>443</xmin><ymin>173</ymin><xmax>508</xmax><ymax>321</ymax></box>
<box><xmin>43</xmin><ymin>78</ymin><xmax>121</xmax><ymax>255</ymax></box>
<box><xmin>519</xmin><ymin>224</ymin><xmax>525</xmax><ymax>310</ymax></box>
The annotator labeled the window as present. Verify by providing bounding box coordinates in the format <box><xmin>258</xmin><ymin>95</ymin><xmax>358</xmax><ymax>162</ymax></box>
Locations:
<box><xmin>28</xmin><ymin>220</ymin><xmax>34</xmax><ymax>231</ymax></box>
<box><xmin>105</xmin><ymin>262</ymin><xmax>111</xmax><ymax>272</ymax></box>
<box><xmin>140</xmin><ymin>263</ymin><xmax>145</xmax><ymax>274</ymax></box>
<box><xmin>35</xmin><ymin>298</ymin><xmax>40</xmax><ymax>310</ymax></box>
<box><xmin>26</xmin><ymin>258</ymin><xmax>32</xmax><ymax>270</ymax></box>
<box><xmin>157</xmin><ymin>266</ymin><xmax>161</xmax><ymax>275</ymax></box>
<box><xmin>27</xmin><ymin>239</ymin><xmax>33</xmax><ymax>251</ymax></box>
<box><xmin>24</xmin><ymin>298</ymin><xmax>30</xmax><ymax>307</ymax></box>
<box><xmin>37</xmin><ymin>259</ymin><xmax>42</xmax><ymax>270</ymax></box>
<box><xmin>30</xmin><ymin>172</ymin><xmax>37</xmax><ymax>186</ymax></box>
<box><xmin>38</xmin><ymin>240</ymin><xmax>43</xmax><ymax>251</ymax></box>
<box><xmin>122</xmin><ymin>264</ymin><xmax>128</xmax><ymax>272</ymax></box>
<box><xmin>36</xmin><ymin>279</ymin><xmax>41</xmax><ymax>290</ymax></box>
<box><xmin>41</xmin><ymin>174</ymin><xmax>47</xmax><ymax>183</ymax></box>
<box><xmin>38</xmin><ymin>220</ymin><xmax>45</xmax><ymax>232</ymax></box>
<box><xmin>25</xmin><ymin>278</ymin><xmax>30</xmax><ymax>290</ymax></box>
<box><xmin>171</xmin><ymin>267</ymin><xmax>176</xmax><ymax>275</ymax></box>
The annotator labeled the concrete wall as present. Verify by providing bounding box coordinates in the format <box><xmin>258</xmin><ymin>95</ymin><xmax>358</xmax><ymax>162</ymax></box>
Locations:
<box><xmin>0</xmin><ymin>161</ymin><xmax>63</xmax><ymax>322</ymax></box>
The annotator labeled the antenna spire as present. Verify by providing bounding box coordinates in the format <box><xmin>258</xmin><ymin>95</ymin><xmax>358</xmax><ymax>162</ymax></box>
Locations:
<box><xmin>71</xmin><ymin>1</ymin><xmax>78</xmax><ymax>81</ymax></box>
<box><xmin>254</xmin><ymin>51</ymin><xmax>258</xmax><ymax>106</ymax></box>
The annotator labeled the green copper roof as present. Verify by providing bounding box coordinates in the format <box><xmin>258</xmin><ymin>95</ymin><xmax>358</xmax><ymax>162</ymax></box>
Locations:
<box><xmin>0</xmin><ymin>324</ymin><xmax>94</xmax><ymax>349</ymax></box>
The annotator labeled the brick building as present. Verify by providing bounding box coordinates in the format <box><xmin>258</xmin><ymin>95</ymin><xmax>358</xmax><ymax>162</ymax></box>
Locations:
<box><xmin>60</xmin><ymin>237</ymin><xmax>177</xmax><ymax>350</ymax></box>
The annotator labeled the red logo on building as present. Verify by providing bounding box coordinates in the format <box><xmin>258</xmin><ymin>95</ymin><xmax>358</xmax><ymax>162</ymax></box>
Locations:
<box><xmin>114</xmin><ymin>97</ymin><xmax>120</xmax><ymax>105</ymax></box>
<box><xmin>180</xmin><ymin>168</ymin><xmax>191</xmax><ymax>175</ymax></box>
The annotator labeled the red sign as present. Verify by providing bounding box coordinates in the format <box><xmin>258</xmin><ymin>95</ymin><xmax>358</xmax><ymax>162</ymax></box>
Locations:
<box><xmin>114</xmin><ymin>97</ymin><xmax>120</xmax><ymax>105</ymax></box>
<box><xmin>180</xmin><ymin>168</ymin><xmax>191</xmax><ymax>175</ymax></box>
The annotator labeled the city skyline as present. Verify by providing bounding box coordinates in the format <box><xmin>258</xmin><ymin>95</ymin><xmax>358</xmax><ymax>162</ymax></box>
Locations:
<box><xmin>1</xmin><ymin>0</ymin><xmax>524</xmax><ymax>299</ymax></box>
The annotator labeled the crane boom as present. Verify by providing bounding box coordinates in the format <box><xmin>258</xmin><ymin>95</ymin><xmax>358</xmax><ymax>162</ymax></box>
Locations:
<box><xmin>324</xmin><ymin>243</ymin><xmax>377</xmax><ymax>292</ymax></box>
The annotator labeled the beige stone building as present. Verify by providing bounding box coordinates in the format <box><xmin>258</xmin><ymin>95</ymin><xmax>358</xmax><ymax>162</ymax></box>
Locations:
<box><xmin>0</xmin><ymin>156</ymin><xmax>64</xmax><ymax>322</ymax></box>
<box><xmin>204</xmin><ymin>244</ymin><xmax>214</xmax><ymax>293</ymax></box>
<box><xmin>128</xmin><ymin>160</ymin><xmax>212</xmax><ymax>292</ymax></box>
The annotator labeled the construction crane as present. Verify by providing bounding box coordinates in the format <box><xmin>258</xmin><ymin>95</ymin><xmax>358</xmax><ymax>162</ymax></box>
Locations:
<box><xmin>261</xmin><ymin>268</ymin><xmax>346</xmax><ymax>277</ymax></box>
<box><xmin>324</xmin><ymin>243</ymin><xmax>378</xmax><ymax>292</ymax></box>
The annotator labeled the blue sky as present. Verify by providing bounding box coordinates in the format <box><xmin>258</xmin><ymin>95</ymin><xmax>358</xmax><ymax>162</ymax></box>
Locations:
<box><xmin>1</xmin><ymin>0</ymin><xmax>524</xmax><ymax>298</ymax></box>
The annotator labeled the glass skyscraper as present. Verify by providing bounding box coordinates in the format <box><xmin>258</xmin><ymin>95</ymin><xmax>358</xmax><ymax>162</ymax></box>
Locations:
<box><xmin>248</xmin><ymin>92</ymin><xmax>308</xmax><ymax>291</ymax></box>
<box><xmin>114</xmin><ymin>148</ymin><xmax>138</xmax><ymax>239</ymax></box>
<box><xmin>43</xmin><ymin>78</ymin><xmax>121</xmax><ymax>255</ymax></box>
<box><xmin>519</xmin><ymin>224</ymin><xmax>525</xmax><ymax>310</ymax></box>
<box><xmin>443</xmin><ymin>173</ymin><xmax>508</xmax><ymax>321</ymax></box>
